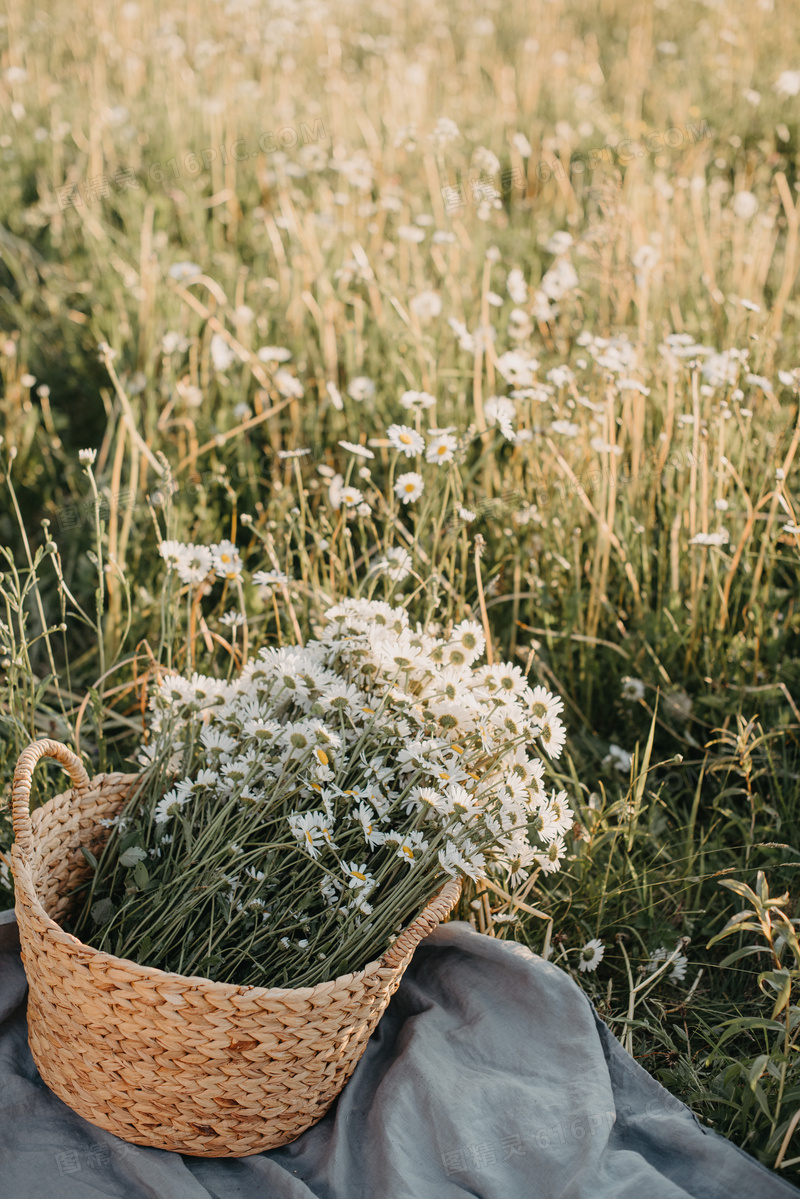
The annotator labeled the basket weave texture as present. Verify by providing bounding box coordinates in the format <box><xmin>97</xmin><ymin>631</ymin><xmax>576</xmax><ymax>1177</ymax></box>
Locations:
<box><xmin>10</xmin><ymin>739</ymin><xmax>461</xmax><ymax>1157</ymax></box>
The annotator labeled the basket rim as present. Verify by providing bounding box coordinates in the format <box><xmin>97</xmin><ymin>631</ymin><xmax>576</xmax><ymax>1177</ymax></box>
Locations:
<box><xmin>12</xmin><ymin>775</ymin><xmax>462</xmax><ymax>1003</ymax></box>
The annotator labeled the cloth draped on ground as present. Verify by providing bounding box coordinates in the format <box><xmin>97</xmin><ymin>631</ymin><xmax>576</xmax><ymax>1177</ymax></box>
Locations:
<box><xmin>0</xmin><ymin>908</ymin><xmax>796</xmax><ymax>1199</ymax></box>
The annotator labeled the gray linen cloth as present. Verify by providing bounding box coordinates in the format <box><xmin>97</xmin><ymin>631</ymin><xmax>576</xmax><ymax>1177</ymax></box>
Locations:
<box><xmin>0</xmin><ymin>908</ymin><xmax>795</xmax><ymax>1198</ymax></box>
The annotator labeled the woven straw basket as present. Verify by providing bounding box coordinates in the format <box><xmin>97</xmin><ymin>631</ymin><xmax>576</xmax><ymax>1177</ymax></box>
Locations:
<box><xmin>10</xmin><ymin>739</ymin><xmax>461</xmax><ymax>1157</ymax></box>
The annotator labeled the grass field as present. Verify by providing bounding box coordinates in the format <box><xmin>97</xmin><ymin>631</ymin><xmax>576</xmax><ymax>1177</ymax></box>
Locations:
<box><xmin>2</xmin><ymin>0</ymin><xmax>800</xmax><ymax>1179</ymax></box>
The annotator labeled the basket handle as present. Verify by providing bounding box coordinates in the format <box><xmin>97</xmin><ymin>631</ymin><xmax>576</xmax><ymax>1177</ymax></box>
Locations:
<box><xmin>12</xmin><ymin>739</ymin><xmax>91</xmax><ymax>861</ymax></box>
<box><xmin>380</xmin><ymin>875</ymin><xmax>462</xmax><ymax>969</ymax></box>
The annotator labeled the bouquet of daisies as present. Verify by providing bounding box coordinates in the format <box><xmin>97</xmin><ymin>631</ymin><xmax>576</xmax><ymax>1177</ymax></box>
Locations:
<box><xmin>69</xmin><ymin>599</ymin><xmax>574</xmax><ymax>989</ymax></box>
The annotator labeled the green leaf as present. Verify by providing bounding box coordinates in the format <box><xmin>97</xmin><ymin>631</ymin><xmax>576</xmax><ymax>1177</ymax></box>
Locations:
<box><xmin>748</xmin><ymin>1054</ymin><xmax>770</xmax><ymax>1090</ymax></box>
<box><xmin>80</xmin><ymin>846</ymin><xmax>98</xmax><ymax>870</ymax></box>
<box><xmin>708</xmin><ymin>920</ymin><xmax>763</xmax><ymax>948</ymax></box>
<box><xmin>133</xmin><ymin>860</ymin><xmax>150</xmax><ymax>889</ymax></box>
<box><xmin>717</xmin><ymin>1018</ymin><xmax>787</xmax><ymax>1047</ymax></box>
<box><xmin>120</xmin><ymin>846</ymin><xmax>147</xmax><ymax>868</ymax></box>
<box><xmin>626</xmin><ymin>702</ymin><xmax>658</xmax><ymax>851</ymax></box>
<box><xmin>752</xmin><ymin>1080</ymin><xmax>773</xmax><ymax>1121</ymax></box>
<box><xmin>91</xmin><ymin>897</ymin><xmax>114</xmax><ymax>925</ymax></box>
<box><xmin>194</xmin><ymin>954</ymin><xmax>223</xmax><ymax>980</ymax></box>
<box><xmin>724</xmin><ymin>909</ymin><xmax>758</xmax><ymax>929</ymax></box>
<box><xmin>719</xmin><ymin>879</ymin><xmax>760</xmax><ymax>905</ymax></box>
<box><xmin>32</xmin><ymin>674</ymin><xmax>54</xmax><ymax>707</ymax></box>
<box><xmin>720</xmin><ymin>945</ymin><xmax>770</xmax><ymax>968</ymax></box>
<box><xmin>758</xmin><ymin>969</ymin><xmax>793</xmax><ymax>1019</ymax></box>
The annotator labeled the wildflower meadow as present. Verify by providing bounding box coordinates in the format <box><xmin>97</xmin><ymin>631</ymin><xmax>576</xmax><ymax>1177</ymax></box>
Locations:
<box><xmin>1</xmin><ymin>0</ymin><xmax>800</xmax><ymax>1181</ymax></box>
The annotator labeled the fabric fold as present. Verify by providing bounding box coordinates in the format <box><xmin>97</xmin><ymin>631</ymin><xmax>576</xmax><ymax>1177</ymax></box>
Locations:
<box><xmin>0</xmin><ymin>912</ymin><xmax>795</xmax><ymax>1198</ymax></box>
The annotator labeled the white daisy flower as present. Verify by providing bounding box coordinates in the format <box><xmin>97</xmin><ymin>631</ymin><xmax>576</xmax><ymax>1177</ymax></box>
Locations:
<box><xmin>343</xmin><ymin>861</ymin><xmax>376</xmax><ymax>892</ymax></box>
<box><xmin>338</xmin><ymin>440</ymin><xmax>375</xmax><ymax>459</ymax></box>
<box><xmin>504</xmin><ymin>842</ymin><xmax>536</xmax><ymax>886</ymax></box>
<box><xmin>340</xmin><ymin>484</ymin><xmax>363</xmax><ymax>507</ymax></box>
<box><xmin>485</xmin><ymin>662</ymin><xmax>527</xmax><ymax>698</ymax></box>
<box><xmin>538</xmin><ymin>716</ymin><xmax>567</xmax><ymax>760</ymax></box>
<box><xmin>578</xmin><ymin>938</ymin><xmax>604</xmax><ymax>973</ymax></box>
<box><xmin>545</xmin><ymin>789</ymin><xmax>573</xmax><ymax>836</ymax></box>
<box><xmin>220</xmin><ymin>610</ymin><xmax>246</xmax><ymax>628</ymax></box>
<box><xmin>455</xmin><ymin>838</ymin><xmax>486</xmax><ymax>881</ymax></box>
<box><xmin>288</xmin><ymin>812</ymin><xmax>326</xmax><ymax>859</ymax></box>
<box><xmin>527</xmin><ymin>685</ymin><xmax>564</xmax><ymax>724</ymax></box>
<box><xmin>484</xmin><ymin>395</ymin><xmax>517</xmax><ymax>440</ymax></box>
<box><xmin>274</xmin><ymin>369</ymin><xmax>304</xmax><ymax>398</ymax></box>
<box><xmin>158</xmin><ymin>539</ymin><xmax>184</xmax><ymax>569</ymax></box>
<box><xmin>409</xmin><ymin>290</ymin><xmax>442</xmax><ymax>321</ymax></box>
<box><xmin>377</xmin><ymin>546</ymin><xmax>413</xmax><ymax>582</ymax></box>
<box><xmin>176</xmin><ymin>544</ymin><xmax>213</xmax><ymax>585</ymax></box>
<box><xmin>430</xmin><ymin>117</ymin><xmax>461</xmax><ymax>146</ymax></box>
<box><xmin>775</xmin><ymin>69</ymin><xmax>800</xmax><ymax>98</ymax></box>
<box><xmin>621</xmin><ymin>677</ymin><xmax>645</xmax><ymax>701</ymax></box>
<box><xmin>252</xmin><ymin>569</ymin><xmax>290</xmax><ymax>586</ymax></box>
<box><xmin>447</xmin><ymin>620</ymin><xmax>486</xmax><ymax>666</ymax></box>
<box><xmin>392</xmin><ymin>829</ymin><xmax>428</xmax><ymax>865</ymax></box>
<box><xmin>355</xmin><ymin>803</ymin><xmax>385</xmax><ymax>848</ymax></box>
<box><xmin>689</xmin><ymin>529</ymin><xmax>729</xmax><ymax>547</ymax></box>
<box><xmin>169</xmin><ymin>261</ymin><xmax>201</xmax><ymax>280</ymax></box>
<box><xmin>347</xmin><ymin>376</ymin><xmax>376</xmax><ymax>402</ymax></box>
<box><xmin>426</xmin><ymin>431</ymin><xmax>458</xmax><ymax>465</ymax></box>
<box><xmin>210</xmin><ymin>333</ymin><xmax>236</xmax><ymax>372</ymax></box>
<box><xmin>212</xmin><ymin>539</ymin><xmax>243</xmax><ymax>580</ymax></box>
<box><xmin>536</xmin><ymin>835</ymin><xmax>566</xmax><ymax>874</ymax></box>
<box><xmin>647</xmin><ymin>946</ymin><xmax>688</xmax><ymax>982</ymax></box>
<box><xmin>328</xmin><ymin>473</ymin><xmax>346</xmax><ymax>509</ymax></box>
<box><xmin>394</xmin><ymin>472</ymin><xmax>424</xmax><ymax>504</ymax></box>
<box><xmin>327</xmin><ymin>381</ymin><xmax>344</xmax><ymax>410</ymax></box>
<box><xmin>154</xmin><ymin>788</ymin><xmax>184</xmax><ymax>824</ymax></box>
<box><xmin>397</xmin><ymin>224</ymin><xmax>425</xmax><ymax>243</ymax></box>
<box><xmin>605</xmin><ymin>743</ymin><xmax>633</xmax><ymax>773</ymax></box>
<box><xmin>387</xmin><ymin>423</ymin><xmax>425</xmax><ymax>457</ymax></box>
<box><xmin>400</xmin><ymin>389</ymin><xmax>437</xmax><ymax>410</ymax></box>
